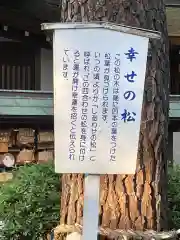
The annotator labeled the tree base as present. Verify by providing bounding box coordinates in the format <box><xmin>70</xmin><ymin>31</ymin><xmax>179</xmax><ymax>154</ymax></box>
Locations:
<box><xmin>51</xmin><ymin>224</ymin><xmax>178</xmax><ymax>240</ymax></box>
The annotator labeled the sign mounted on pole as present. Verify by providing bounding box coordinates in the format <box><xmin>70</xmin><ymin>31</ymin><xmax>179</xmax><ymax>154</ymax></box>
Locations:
<box><xmin>42</xmin><ymin>22</ymin><xmax>160</xmax><ymax>175</ymax></box>
<box><xmin>42</xmin><ymin>22</ymin><xmax>160</xmax><ymax>240</ymax></box>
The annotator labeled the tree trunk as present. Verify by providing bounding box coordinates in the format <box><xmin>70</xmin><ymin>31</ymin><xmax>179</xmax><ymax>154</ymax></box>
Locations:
<box><xmin>59</xmin><ymin>0</ymin><xmax>169</xmax><ymax>232</ymax></box>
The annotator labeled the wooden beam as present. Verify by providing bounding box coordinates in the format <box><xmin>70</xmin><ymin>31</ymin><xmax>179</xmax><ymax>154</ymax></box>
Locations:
<box><xmin>0</xmin><ymin>24</ymin><xmax>51</xmax><ymax>48</ymax></box>
<box><xmin>0</xmin><ymin>6</ymin><xmax>52</xmax><ymax>48</ymax></box>
<box><xmin>169</xmin><ymin>36</ymin><xmax>180</xmax><ymax>45</ymax></box>
<box><xmin>0</xmin><ymin>115</ymin><xmax>54</xmax><ymax>129</ymax></box>
<box><xmin>0</xmin><ymin>6</ymin><xmax>42</xmax><ymax>34</ymax></box>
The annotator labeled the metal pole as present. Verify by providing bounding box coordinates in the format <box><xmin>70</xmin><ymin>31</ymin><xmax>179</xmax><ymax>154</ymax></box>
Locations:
<box><xmin>82</xmin><ymin>174</ymin><xmax>100</xmax><ymax>240</ymax></box>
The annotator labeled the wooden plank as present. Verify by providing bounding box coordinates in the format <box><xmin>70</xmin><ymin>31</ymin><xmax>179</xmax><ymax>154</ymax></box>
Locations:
<box><xmin>17</xmin><ymin>128</ymin><xmax>35</xmax><ymax>144</ymax></box>
<box><xmin>0</xmin><ymin>172</ymin><xmax>13</xmax><ymax>182</ymax></box>
<box><xmin>0</xmin><ymin>154</ymin><xmax>4</xmax><ymax>164</ymax></box>
<box><xmin>37</xmin><ymin>143</ymin><xmax>54</xmax><ymax>150</ymax></box>
<box><xmin>37</xmin><ymin>150</ymin><xmax>54</xmax><ymax>163</ymax></box>
<box><xmin>0</xmin><ymin>142</ymin><xmax>8</xmax><ymax>153</ymax></box>
<box><xmin>38</xmin><ymin>131</ymin><xmax>54</xmax><ymax>143</ymax></box>
<box><xmin>170</xmin><ymin>36</ymin><xmax>180</xmax><ymax>45</ymax></box>
<box><xmin>0</xmin><ymin>130</ymin><xmax>10</xmax><ymax>142</ymax></box>
<box><xmin>16</xmin><ymin>149</ymin><xmax>35</xmax><ymax>164</ymax></box>
<box><xmin>9</xmin><ymin>129</ymin><xmax>17</xmax><ymax>147</ymax></box>
<box><xmin>0</xmin><ymin>42</ymin><xmax>36</xmax><ymax>91</ymax></box>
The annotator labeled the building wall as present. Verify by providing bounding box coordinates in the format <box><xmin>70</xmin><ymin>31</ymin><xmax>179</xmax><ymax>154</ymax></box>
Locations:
<box><xmin>0</xmin><ymin>39</ymin><xmax>53</xmax><ymax>91</ymax></box>
<box><xmin>40</xmin><ymin>48</ymin><xmax>53</xmax><ymax>91</ymax></box>
<box><xmin>0</xmin><ymin>37</ymin><xmax>19</xmax><ymax>42</ymax></box>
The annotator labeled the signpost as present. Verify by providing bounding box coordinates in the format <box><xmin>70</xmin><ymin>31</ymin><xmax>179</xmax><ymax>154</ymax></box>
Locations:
<box><xmin>42</xmin><ymin>22</ymin><xmax>161</xmax><ymax>240</ymax></box>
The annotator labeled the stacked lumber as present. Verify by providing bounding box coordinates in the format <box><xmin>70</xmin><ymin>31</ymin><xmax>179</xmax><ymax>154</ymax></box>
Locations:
<box><xmin>0</xmin><ymin>128</ymin><xmax>54</xmax><ymax>167</ymax></box>
<box><xmin>36</xmin><ymin>130</ymin><xmax>54</xmax><ymax>163</ymax></box>
<box><xmin>16</xmin><ymin>128</ymin><xmax>35</xmax><ymax>147</ymax></box>
<box><xmin>16</xmin><ymin>149</ymin><xmax>35</xmax><ymax>164</ymax></box>
<box><xmin>0</xmin><ymin>130</ymin><xmax>10</xmax><ymax>153</ymax></box>
<box><xmin>0</xmin><ymin>130</ymin><xmax>10</xmax><ymax>142</ymax></box>
<box><xmin>15</xmin><ymin>128</ymin><xmax>35</xmax><ymax>165</ymax></box>
<box><xmin>38</xmin><ymin>130</ymin><xmax>54</xmax><ymax>149</ymax></box>
<box><xmin>37</xmin><ymin>150</ymin><xmax>54</xmax><ymax>163</ymax></box>
<box><xmin>0</xmin><ymin>130</ymin><xmax>11</xmax><ymax>167</ymax></box>
<box><xmin>0</xmin><ymin>142</ymin><xmax>8</xmax><ymax>153</ymax></box>
<box><xmin>0</xmin><ymin>172</ymin><xmax>13</xmax><ymax>182</ymax></box>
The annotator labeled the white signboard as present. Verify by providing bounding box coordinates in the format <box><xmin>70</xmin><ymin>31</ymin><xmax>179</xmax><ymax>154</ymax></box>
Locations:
<box><xmin>53</xmin><ymin>26</ymin><xmax>149</xmax><ymax>174</ymax></box>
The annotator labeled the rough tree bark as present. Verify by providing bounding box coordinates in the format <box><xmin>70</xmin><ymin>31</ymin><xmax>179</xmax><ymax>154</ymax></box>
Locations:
<box><xmin>59</xmin><ymin>0</ymin><xmax>169</xmax><ymax>232</ymax></box>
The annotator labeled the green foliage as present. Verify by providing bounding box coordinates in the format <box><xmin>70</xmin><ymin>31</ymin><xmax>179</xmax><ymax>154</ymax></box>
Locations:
<box><xmin>2</xmin><ymin>161</ymin><xmax>180</xmax><ymax>238</ymax></box>
<box><xmin>0</xmin><ymin>161</ymin><xmax>60</xmax><ymax>240</ymax></box>
<box><xmin>168</xmin><ymin>165</ymin><xmax>180</xmax><ymax>229</ymax></box>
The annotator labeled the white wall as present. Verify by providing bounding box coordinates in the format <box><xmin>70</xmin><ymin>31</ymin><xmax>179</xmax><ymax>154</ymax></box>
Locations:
<box><xmin>173</xmin><ymin>132</ymin><xmax>180</xmax><ymax>164</ymax></box>
<box><xmin>40</xmin><ymin>48</ymin><xmax>53</xmax><ymax>91</ymax></box>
